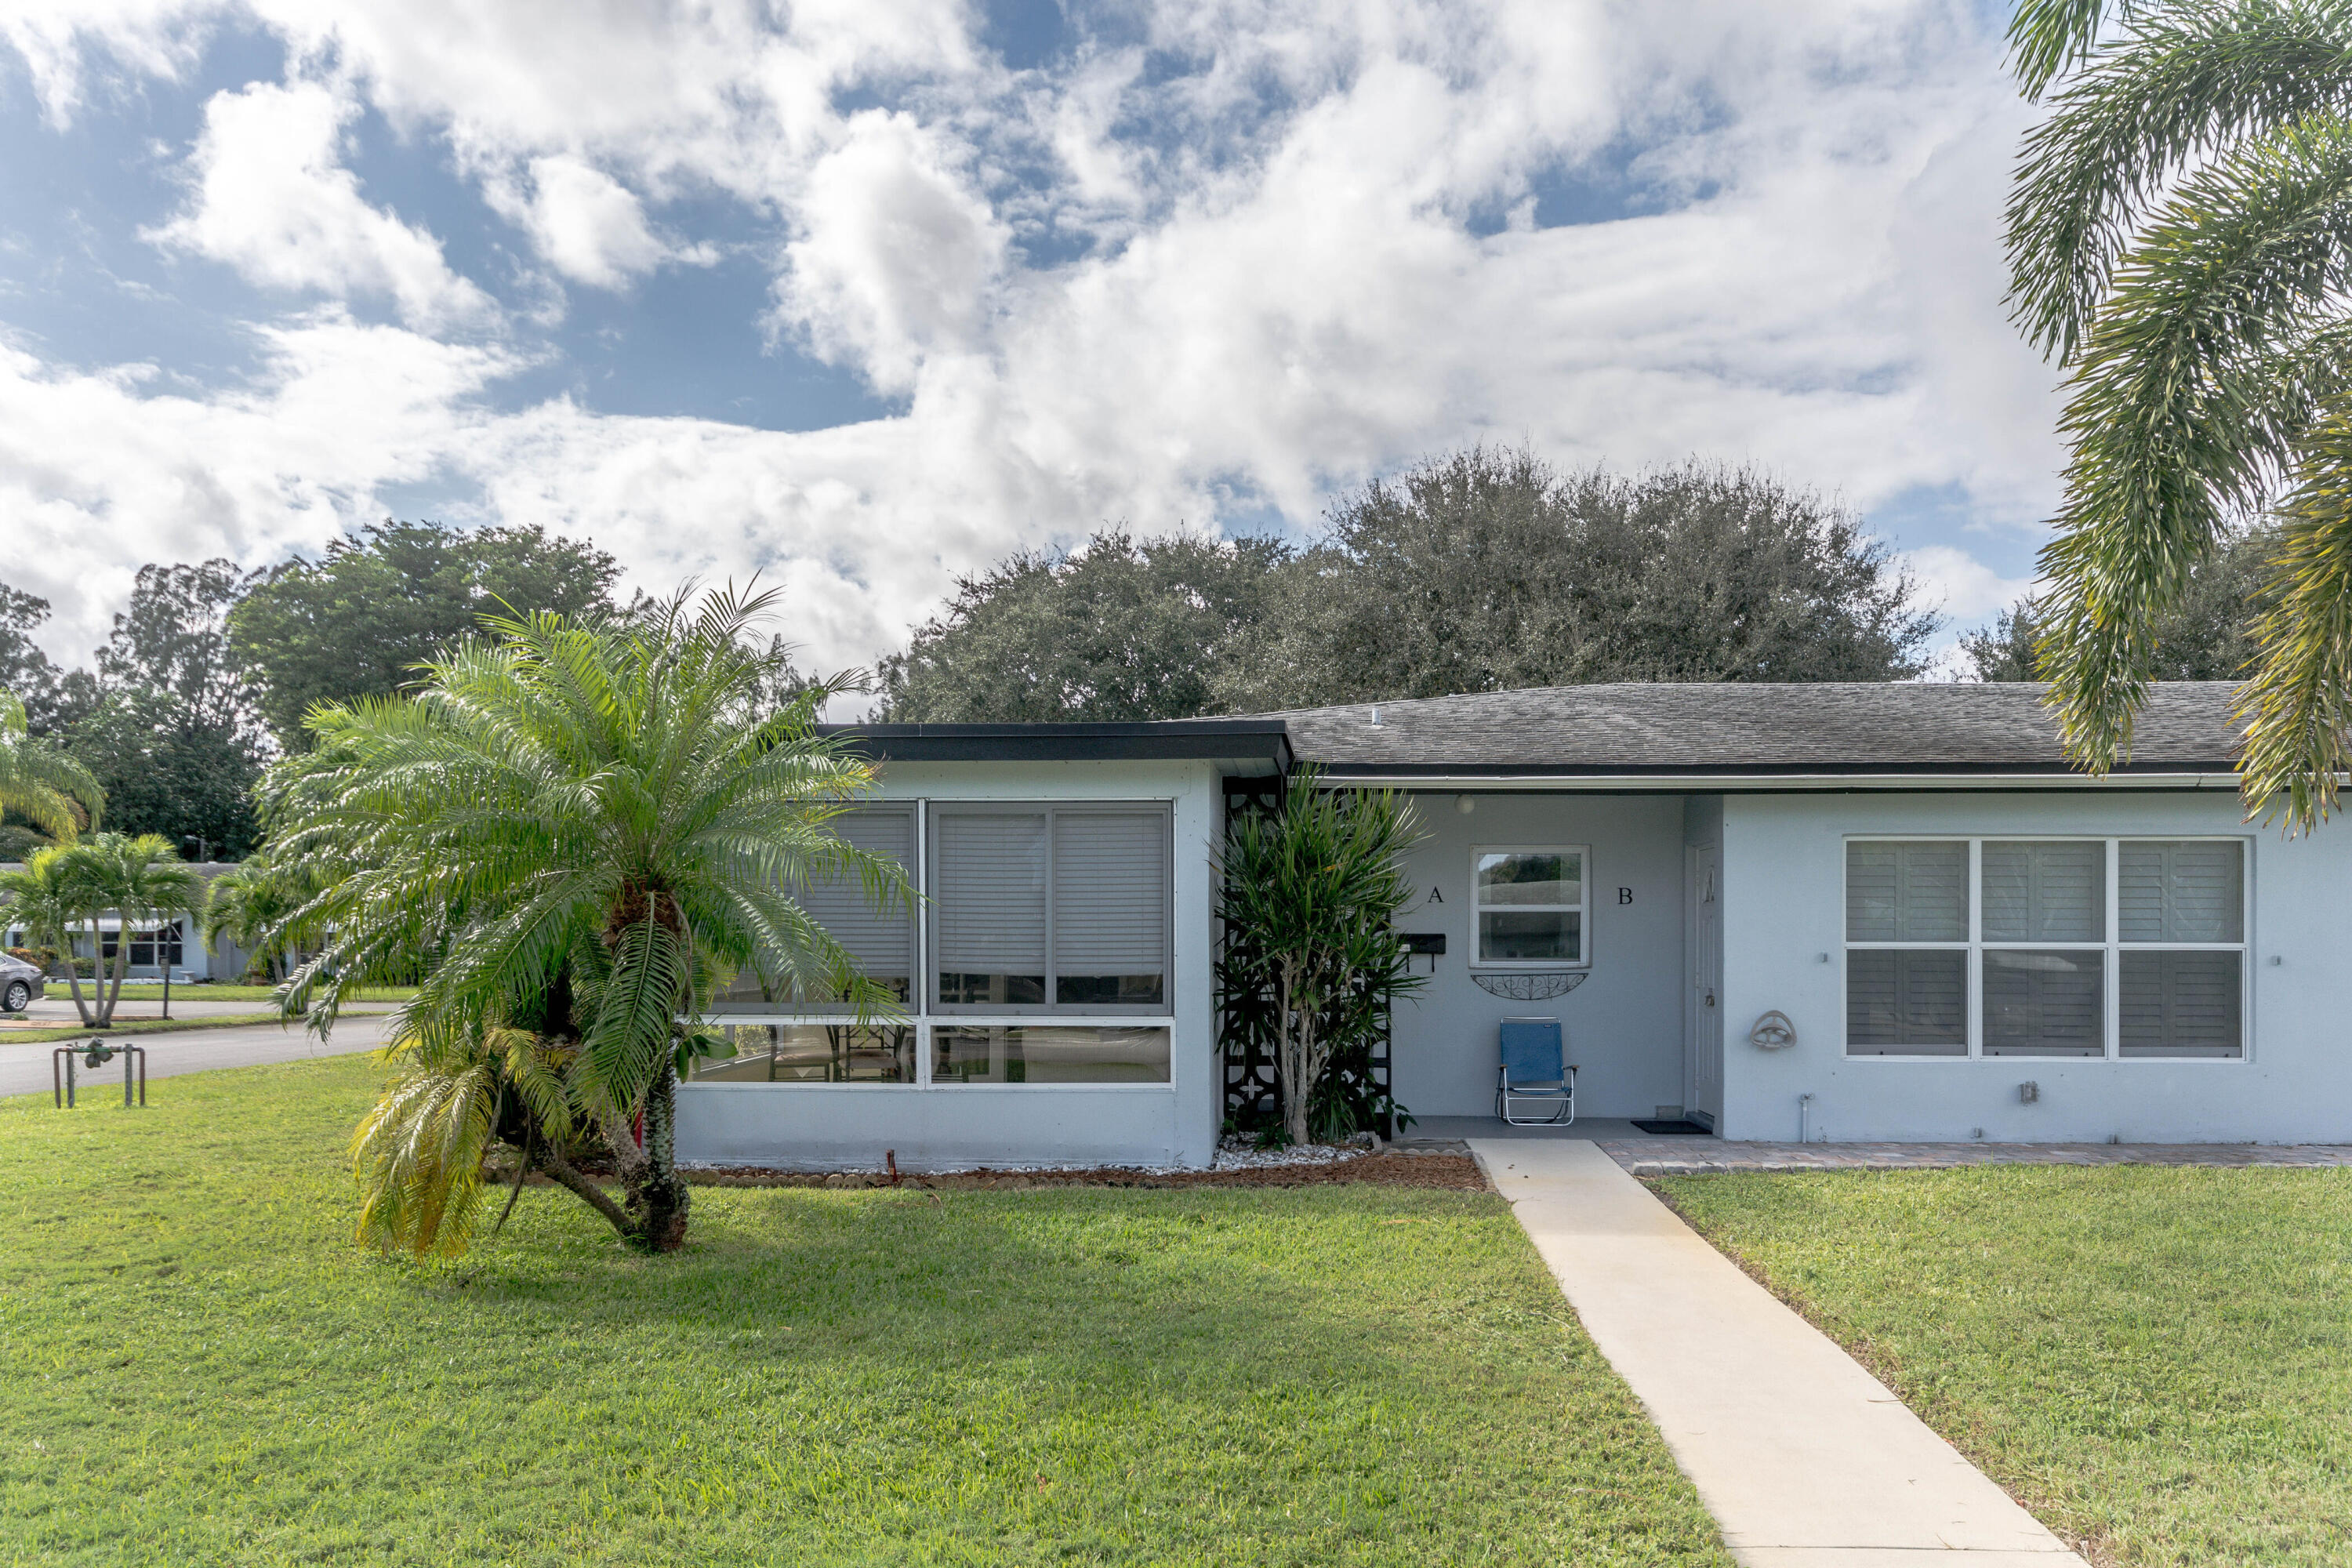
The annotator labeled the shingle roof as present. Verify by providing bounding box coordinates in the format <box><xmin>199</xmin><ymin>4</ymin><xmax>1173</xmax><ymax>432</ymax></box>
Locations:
<box><xmin>1221</xmin><ymin>682</ymin><xmax>2245</xmax><ymax>776</ymax></box>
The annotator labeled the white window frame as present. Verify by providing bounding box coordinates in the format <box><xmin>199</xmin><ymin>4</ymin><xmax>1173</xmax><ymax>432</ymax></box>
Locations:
<box><xmin>686</xmin><ymin>795</ymin><xmax>1178</xmax><ymax>1092</ymax></box>
<box><xmin>1842</xmin><ymin>835</ymin><xmax>2252</xmax><ymax>1063</ymax></box>
<box><xmin>1469</xmin><ymin>843</ymin><xmax>1592</xmax><ymax>971</ymax></box>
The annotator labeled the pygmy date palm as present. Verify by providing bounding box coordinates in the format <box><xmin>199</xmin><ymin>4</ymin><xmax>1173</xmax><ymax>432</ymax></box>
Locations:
<box><xmin>2005</xmin><ymin>0</ymin><xmax>2352</xmax><ymax>825</ymax></box>
<box><xmin>265</xmin><ymin>587</ymin><xmax>908</xmax><ymax>1255</ymax></box>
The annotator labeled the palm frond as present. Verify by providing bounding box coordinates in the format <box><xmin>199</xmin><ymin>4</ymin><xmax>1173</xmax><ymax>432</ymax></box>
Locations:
<box><xmin>2034</xmin><ymin>109</ymin><xmax>2352</xmax><ymax>773</ymax></box>
<box><xmin>2007</xmin><ymin>0</ymin><xmax>2352</xmax><ymax>361</ymax></box>
<box><xmin>2238</xmin><ymin>406</ymin><xmax>2352</xmax><ymax>824</ymax></box>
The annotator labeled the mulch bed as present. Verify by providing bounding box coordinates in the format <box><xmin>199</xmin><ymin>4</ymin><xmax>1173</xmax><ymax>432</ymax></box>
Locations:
<box><xmin>684</xmin><ymin>1151</ymin><xmax>1490</xmax><ymax>1192</ymax></box>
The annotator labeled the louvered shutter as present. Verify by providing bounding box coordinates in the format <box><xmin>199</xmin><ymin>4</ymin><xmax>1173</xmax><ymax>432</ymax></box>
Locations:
<box><xmin>2119</xmin><ymin>841</ymin><xmax>2243</xmax><ymax>942</ymax></box>
<box><xmin>1846</xmin><ymin>842</ymin><xmax>1967</xmax><ymax>942</ymax></box>
<box><xmin>1052</xmin><ymin>811</ymin><xmax>1169</xmax><ymax>1002</ymax></box>
<box><xmin>1981</xmin><ymin>841</ymin><xmax>2103</xmax><ymax>942</ymax></box>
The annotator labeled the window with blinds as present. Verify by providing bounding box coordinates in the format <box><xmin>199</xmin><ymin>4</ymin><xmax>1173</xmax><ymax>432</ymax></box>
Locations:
<box><xmin>713</xmin><ymin>806</ymin><xmax>916</xmax><ymax>1011</ymax></box>
<box><xmin>1844</xmin><ymin>841</ymin><xmax>1969</xmax><ymax>1054</ymax></box>
<box><xmin>1845</xmin><ymin>837</ymin><xmax>2247</xmax><ymax>1061</ymax></box>
<box><xmin>931</xmin><ymin>804</ymin><xmax>1171</xmax><ymax>1012</ymax></box>
<box><xmin>2120</xmin><ymin>840</ymin><xmax>2245</xmax><ymax>1058</ymax></box>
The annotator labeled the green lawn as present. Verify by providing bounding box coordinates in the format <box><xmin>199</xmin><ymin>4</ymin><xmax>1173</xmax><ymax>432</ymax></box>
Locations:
<box><xmin>1658</xmin><ymin>1167</ymin><xmax>2352</xmax><ymax>1568</ymax></box>
<box><xmin>2</xmin><ymin>1011</ymin><xmax>293</xmax><ymax>1044</ymax></box>
<box><xmin>91</xmin><ymin>984</ymin><xmax>416</xmax><ymax>1003</ymax></box>
<box><xmin>1</xmin><ymin>1062</ymin><xmax>1730</xmax><ymax>1567</ymax></box>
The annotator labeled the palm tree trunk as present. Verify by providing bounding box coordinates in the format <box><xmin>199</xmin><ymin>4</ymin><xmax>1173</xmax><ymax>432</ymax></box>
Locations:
<box><xmin>97</xmin><ymin>913</ymin><xmax>129</xmax><ymax>1026</ymax></box>
<box><xmin>60</xmin><ymin>924</ymin><xmax>93</xmax><ymax>1026</ymax></box>
<box><xmin>635</xmin><ymin>1061</ymin><xmax>691</xmax><ymax>1252</ymax></box>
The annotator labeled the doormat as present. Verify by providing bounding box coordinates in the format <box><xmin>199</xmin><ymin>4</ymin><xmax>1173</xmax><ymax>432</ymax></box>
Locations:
<box><xmin>1630</xmin><ymin>1119</ymin><xmax>1712</xmax><ymax>1135</ymax></box>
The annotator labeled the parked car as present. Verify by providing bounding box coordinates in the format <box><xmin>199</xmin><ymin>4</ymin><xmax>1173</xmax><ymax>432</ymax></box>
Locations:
<box><xmin>0</xmin><ymin>950</ymin><xmax>43</xmax><ymax>1012</ymax></box>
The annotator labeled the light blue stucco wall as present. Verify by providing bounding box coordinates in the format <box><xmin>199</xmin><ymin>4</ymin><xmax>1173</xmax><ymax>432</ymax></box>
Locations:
<box><xmin>675</xmin><ymin>758</ymin><xmax>1222</xmax><ymax>1171</ymax></box>
<box><xmin>1387</xmin><ymin>791</ymin><xmax>1689</xmax><ymax>1120</ymax></box>
<box><xmin>1718</xmin><ymin>789</ymin><xmax>2352</xmax><ymax>1145</ymax></box>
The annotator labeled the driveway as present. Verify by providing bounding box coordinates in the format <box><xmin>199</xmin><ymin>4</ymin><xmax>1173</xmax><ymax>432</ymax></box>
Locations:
<box><xmin>0</xmin><ymin>1012</ymin><xmax>398</xmax><ymax>1100</ymax></box>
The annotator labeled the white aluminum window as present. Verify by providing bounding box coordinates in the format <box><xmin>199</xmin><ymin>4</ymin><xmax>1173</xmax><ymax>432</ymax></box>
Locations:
<box><xmin>1472</xmin><ymin>846</ymin><xmax>1588</xmax><ymax>967</ymax></box>
<box><xmin>1843</xmin><ymin>837</ymin><xmax>2248</xmax><ymax>1061</ymax></box>
<box><xmin>929</xmin><ymin>802</ymin><xmax>1171</xmax><ymax>1013</ymax></box>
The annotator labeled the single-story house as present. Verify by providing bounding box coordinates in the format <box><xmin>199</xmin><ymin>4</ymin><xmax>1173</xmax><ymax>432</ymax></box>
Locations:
<box><xmin>677</xmin><ymin>681</ymin><xmax>2346</xmax><ymax>1171</ymax></box>
<box><xmin>1</xmin><ymin>862</ymin><xmax>252</xmax><ymax>984</ymax></box>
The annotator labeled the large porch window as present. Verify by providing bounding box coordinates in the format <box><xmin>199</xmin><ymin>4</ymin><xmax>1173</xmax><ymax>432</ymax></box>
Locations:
<box><xmin>692</xmin><ymin>799</ymin><xmax>1176</xmax><ymax>1089</ymax></box>
<box><xmin>1844</xmin><ymin>837</ymin><xmax>2246</xmax><ymax>1060</ymax></box>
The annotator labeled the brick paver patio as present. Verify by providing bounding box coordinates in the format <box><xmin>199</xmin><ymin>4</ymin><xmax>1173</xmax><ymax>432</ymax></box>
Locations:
<box><xmin>1597</xmin><ymin>1138</ymin><xmax>2352</xmax><ymax>1176</ymax></box>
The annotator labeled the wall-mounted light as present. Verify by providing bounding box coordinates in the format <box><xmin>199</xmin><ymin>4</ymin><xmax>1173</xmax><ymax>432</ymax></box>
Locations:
<box><xmin>1455</xmin><ymin>794</ymin><xmax>1475</xmax><ymax>815</ymax></box>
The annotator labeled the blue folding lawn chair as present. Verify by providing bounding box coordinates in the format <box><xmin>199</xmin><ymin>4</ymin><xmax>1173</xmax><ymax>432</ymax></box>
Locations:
<box><xmin>1497</xmin><ymin>1017</ymin><xmax>1576</xmax><ymax>1127</ymax></box>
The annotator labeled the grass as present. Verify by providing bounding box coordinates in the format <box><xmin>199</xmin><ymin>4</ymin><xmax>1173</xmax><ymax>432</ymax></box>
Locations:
<box><xmin>1657</xmin><ymin>1167</ymin><xmax>2352</xmax><ymax>1568</ymax></box>
<box><xmin>93</xmin><ymin>984</ymin><xmax>416</xmax><ymax>1003</ymax></box>
<box><xmin>2</xmin><ymin>1011</ymin><xmax>293</xmax><ymax>1044</ymax></box>
<box><xmin>1</xmin><ymin>1062</ymin><xmax>1731</xmax><ymax>1568</ymax></box>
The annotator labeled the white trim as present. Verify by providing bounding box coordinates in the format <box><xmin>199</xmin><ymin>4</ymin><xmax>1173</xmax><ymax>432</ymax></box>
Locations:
<box><xmin>1469</xmin><ymin>843</ymin><xmax>1592</xmax><ymax>969</ymax></box>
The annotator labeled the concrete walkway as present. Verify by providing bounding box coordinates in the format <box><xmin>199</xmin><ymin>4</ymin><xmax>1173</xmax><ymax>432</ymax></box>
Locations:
<box><xmin>1471</xmin><ymin>1138</ymin><xmax>2086</xmax><ymax>1568</ymax></box>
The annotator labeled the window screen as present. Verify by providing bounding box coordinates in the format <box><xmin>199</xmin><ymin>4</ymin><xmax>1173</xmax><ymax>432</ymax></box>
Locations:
<box><xmin>1052</xmin><ymin>811</ymin><xmax>1168</xmax><ymax>1004</ymax></box>
<box><xmin>1846</xmin><ymin>841</ymin><xmax>1967</xmax><ymax>942</ymax></box>
<box><xmin>935</xmin><ymin>811</ymin><xmax>1049</xmax><ymax>1005</ymax></box>
<box><xmin>2119</xmin><ymin>841</ymin><xmax>2245</xmax><ymax>1059</ymax></box>
<box><xmin>2121</xmin><ymin>949</ymin><xmax>2243</xmax><ymax>1058</ymax></box>
<box><xmin>1983</xmin><ymin>949</ymin><xmax>2105</xmax><ymax>1056</ymax></box>
<box><xmin>1846</xmin><ymin>949</ymin><xmax>1967</xmax><ymax>1055</ymax></box>
<box><xmin>713</xmin><ymin>807</ymin><xmax>915</xmax><ymax>1011</ymax></box>
<box><xmin>1982</xmin><ymin>841</ymin><xmax>2103</xmax><ymax>942</ymax></box>
<box><xmin>2120</xmin><ymin>841</ymin><xmax>2243</xmax><ymax>942</ymax></box>
<box><xmin>931</xmin><ymin>804</ymin><xmax>1171</xmax><ymax>1011</ymax></box>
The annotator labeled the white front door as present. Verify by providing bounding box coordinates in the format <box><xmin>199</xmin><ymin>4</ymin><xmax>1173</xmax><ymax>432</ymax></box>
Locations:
<box><xmin>1686</xmin><ymin>845</ymin><xmax>1723</xmax><ymax>1125</ymax></box>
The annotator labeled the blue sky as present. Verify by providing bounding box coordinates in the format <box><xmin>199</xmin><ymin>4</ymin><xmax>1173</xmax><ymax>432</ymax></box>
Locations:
<box><xmin>0</xmin><ymin>1</ymin><xmax>2062</xmax><ymax>681</ymax></box>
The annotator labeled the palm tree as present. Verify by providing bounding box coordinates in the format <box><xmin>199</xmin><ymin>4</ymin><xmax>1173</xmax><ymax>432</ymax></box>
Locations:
<box><xmin>0</xmin><ymin>689</ymin><xmax>102</xmax><ymax>844</ymax></box>
<box><xmin>56</xmin><ymin>834</ymin><xmax>205</xmax><ymax>1025</ymax></box>
<box><xmin>0</xmin><ymin>847</ymin><xmax>102</xmax><ymax>1024</ymax></box>
<box><xmin>265</xmin><ymin>586</ymin><xmax>908</xmax><ymax>1256</ymax></box>
<box><xmin>2003</xmin><ymin>0</ymin><xmax>2352</xmax><ymax>826</ymax></box>
<box><xmin>202</xmin><ymin>856</ymin><xmax>318</xmax><ymax>984</ymax></box>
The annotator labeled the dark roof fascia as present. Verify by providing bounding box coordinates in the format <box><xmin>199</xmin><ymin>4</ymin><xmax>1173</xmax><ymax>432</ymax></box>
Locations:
<box><xmin>1310</xmin><ymin>758</ymin><xmax>2241</xmax><ymax>780</ymax></box>
<box><xmin>821</xmin><ymin>720</ymin><xmax>1293</xmax><ymax>770</ymax></box>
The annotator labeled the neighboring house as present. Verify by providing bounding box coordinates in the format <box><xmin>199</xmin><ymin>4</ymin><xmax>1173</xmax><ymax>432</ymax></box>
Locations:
<box><xmin>679</xmin><ymin>681</ymin><xmax>2343</xmax><ymax>1171</ymax></box>
<box><xmin>1</xmin><ymin>862</ymin><xmax>251</xmax><ymax>984</ymax></box>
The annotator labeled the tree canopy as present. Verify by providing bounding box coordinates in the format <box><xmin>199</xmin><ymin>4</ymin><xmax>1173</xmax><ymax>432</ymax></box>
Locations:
<box><xmin>1962</xmin><ymin>524</ymin><xmax>2273</xmax><ymax>683</ymax></box>
<box><xmin>878</xmin><ymin>530</ymin><xmax>1292</xmax><ymax>721</ymax></box>
<box><xmin>1236</xmin><ymin>449</ymin><xmax>1940</xmax><ymax>708</ymax></box>
<box><xmin>67</xmin><ymin>561</ymin><xmax>266</xmax><ymax>860</ymax></box>
<box><xmin>229</xmin><ymin>520</ymin><xmax>622</xmax><ymax>749</ymax></box>
<box><xmin>880</xmin><ymin>448</ymin><xmax>1940</xmax><ymax>721</ymax></box>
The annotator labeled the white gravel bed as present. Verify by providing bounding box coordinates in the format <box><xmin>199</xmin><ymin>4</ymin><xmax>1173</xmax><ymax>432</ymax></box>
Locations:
<box><xmin>1210</xmin><ymin>1135</ymin><xmax>1372</xmax><ymax>1170</ymax></box>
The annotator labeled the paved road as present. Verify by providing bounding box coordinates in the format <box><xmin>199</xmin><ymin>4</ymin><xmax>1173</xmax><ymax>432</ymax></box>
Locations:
<box><xmin>0</xmin><ymin>1012</ymin><xmax>398</xmax><ymax>1100</ymax></box>
<box><xmin>9</xmin><ymin>995</ymin><xmax>399</xmax><ymax>1025</ymax></box>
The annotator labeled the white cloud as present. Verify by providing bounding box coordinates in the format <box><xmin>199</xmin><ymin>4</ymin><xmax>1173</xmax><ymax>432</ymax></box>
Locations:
<box><xmin>147</xmin><ymin>79</ymin><xmax>495</xmax><ymax>332</ymax></box>
<box><xmin>773</xmin><ymin>111</ymin><xmax>1011</xmax><ymax>395</ymax></box>
<box><xmin>0</xmin><ymin>316</ymin><xmax>516</xmax><ymax>661</ymax></box>
<box><xmin>505</xmin><ymin>155</ymin><xmax>667</xmax><ymax>289</ymax></box>
<box><xmin>7</xmin><ymin>0</ymin><xmax>2075</xmax><ymax>690</ymax></box>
